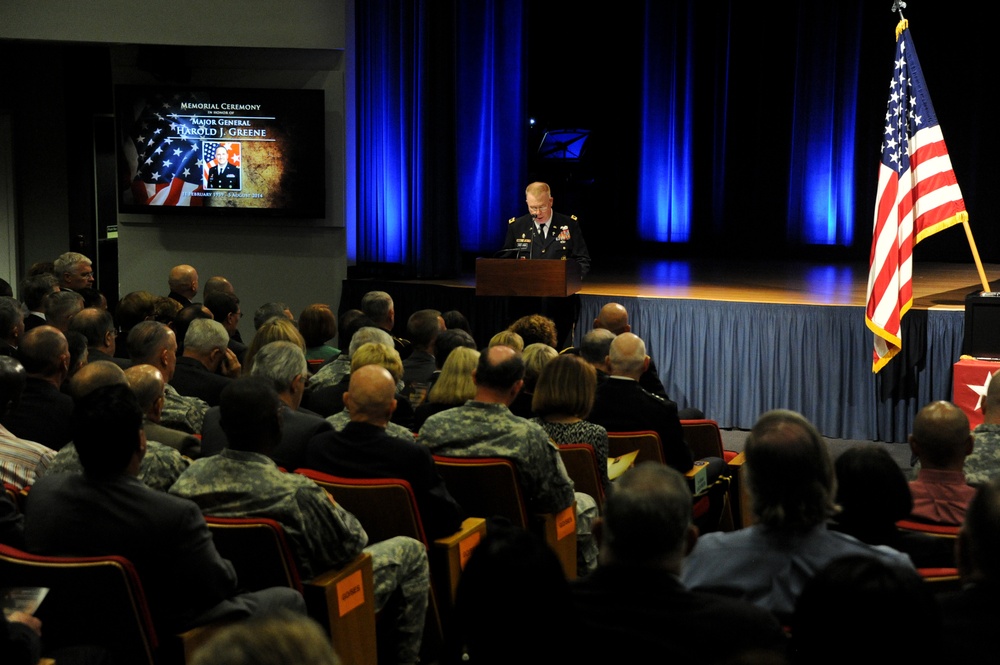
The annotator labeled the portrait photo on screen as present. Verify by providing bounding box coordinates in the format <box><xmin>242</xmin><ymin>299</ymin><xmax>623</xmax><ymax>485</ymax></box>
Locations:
<box><xmin>116</xmin><ymin>85</ymin><xmax>325</xmax><ymax>218</ymax></box>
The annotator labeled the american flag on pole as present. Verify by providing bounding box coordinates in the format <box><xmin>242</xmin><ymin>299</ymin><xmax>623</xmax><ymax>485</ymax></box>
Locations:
<box><xmin>865</xmin><ymin>20</ymin><xmax>967</xmax><ymax>373</ymax></box>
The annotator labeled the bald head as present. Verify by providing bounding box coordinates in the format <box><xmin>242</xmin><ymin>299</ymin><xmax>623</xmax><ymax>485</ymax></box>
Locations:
<box><xmin>125</xmin><ymin>364</ymin><xmax>166</xmax><ymax>416</ymax></box>
<box><xmin>168</xmin><ymin>265</ymin><xmax>199</xmax><ymax>300</ymax></box>
<box><xmin>0</xmin><ymin>356</ymin><xmax>26</xmax><ymax>415</ymax></box>
<box><xmin>19</xmin><ymin>325</ymin><xmax>69</xmax><ymax>382</ymax></box>
<box><xmin>344</xmin><ymin>364</ymin><xmax>397</xmax><ymax>424</ymax></box>
<box><xmin>909</xmin><ymin>400</ymin><xmax>973</xmax><ymax>470</ymax></box>
<box><xmin>203</xmin><ymin>276</ymin><xmax>234</xmax><ymax>298</ymax></box>
<box><xmin>595</xmin><ymin>303</ymin><xmax>630</xmax><ymax>335</ymax></box>
<box><xmin>608</xmin><ymin>332</ymin><xmax>648</xmax><ymax>379</ymax></box>
<box><xmin>69</xmin><ymin>360</ymin><xmax>128</xmax><ymax>399</ymax></box>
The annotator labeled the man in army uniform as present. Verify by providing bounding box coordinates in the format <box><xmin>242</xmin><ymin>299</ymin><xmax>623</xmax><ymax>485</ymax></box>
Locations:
<box><xmin>39</xmin><ymin>360</ymin><xmax>191</xmax><ymax>492</ymax></box>
<box><xmin>416</xmin><ymin>344</ymin><xmax>599</xmax><ymax>574</ymax></box>
<box><xmin>170</xmin><ymin>378</ymin><xmax>430</xmax><ymax>665</ymax></box>
<box><xmin>965</xmin><ymin>371</ymin><xmax>1000</xmax><ymax>485</ymax></box>
<box><xmin>206</xmin><ymin>145</ymin><xmax>241</xmax><ymax>190</ymax></box>
<box><xmin>128</xmin><ymin>320</ymin><xmax>208</xmax><ymax>434</ymax></box>
<box><xmin>501</xmin><ymin>181</ymin><xmax>591</xmax><ymax>277</ymax></box>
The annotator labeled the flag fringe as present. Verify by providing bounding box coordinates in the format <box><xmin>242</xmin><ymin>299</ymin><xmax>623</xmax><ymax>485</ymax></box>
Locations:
<box><xmin>895</xmin><ymin>19</ymin><xmax>908</xmax><ymax>40</ymax></box>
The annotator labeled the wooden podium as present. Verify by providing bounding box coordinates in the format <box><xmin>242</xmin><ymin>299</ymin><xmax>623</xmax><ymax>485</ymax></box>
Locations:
<box><xmin>475</xmin><ymin>258</ymin><xmax>582</xmax><ymax>297</ymax></box>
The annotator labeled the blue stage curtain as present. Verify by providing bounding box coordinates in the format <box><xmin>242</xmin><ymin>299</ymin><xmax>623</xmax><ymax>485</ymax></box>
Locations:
<box><xmin>577</xmin><ymin>295</ymin><xmax>962</xmax><ymax>443</ymax></box>
<box><xmin>353</xmin><ymin>0</ymin><xmax>525</xmax><ymax>277</ymax></box>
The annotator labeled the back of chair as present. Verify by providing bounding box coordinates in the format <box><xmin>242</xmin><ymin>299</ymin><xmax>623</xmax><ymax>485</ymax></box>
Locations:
<box><xmin>680</xmin><ymin>419</ymin><xmax>735</xmax><ymax>461</ymax></box>
<box><xmin>895</xmin><ymin>520</ymin><xmax>960</xmax><ymax>538</ymax></box>
<box><xmin>431</xmin><ymin>455</ymin><xmax>528</xmax><ymax>527</ymax></box>
<box><xmin>295</xmin><ymin>470</ymin><xmax>428</xmax><ymax>545</ymax></box>
<box><xmin>0</xmin><ymin>543</ymin><xmax>158</xmax><ymax>665</ymax></box>
<box><xmin>204</xmin><ymin>516</ymin><xmax>304</xmax><ymax>592</ymax></box>
<box><xmin>556</xmin><ymin>443</ymin><xmax>605</xmax><ymax>508</ymax></box>
<box><xmin>607</xmin><ymin>430</ymin><xmax>665</xmax><ymax>466</ymax></box>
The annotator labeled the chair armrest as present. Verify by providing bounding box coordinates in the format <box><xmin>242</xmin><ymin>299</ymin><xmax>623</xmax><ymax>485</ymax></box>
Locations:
<box><xmin>431</xmin><ymin>517</ymin><xmax>487</xmax><ymax>607</ymax></box>
<box><xmin>302</xmin><ymin>552</ymin><xmax>378</xmax><ymax>665</ymax></box>
<box><xmin>535</xmin><ymin>502</ymin><xmax>578</xmax><ymax>579</ymax></box>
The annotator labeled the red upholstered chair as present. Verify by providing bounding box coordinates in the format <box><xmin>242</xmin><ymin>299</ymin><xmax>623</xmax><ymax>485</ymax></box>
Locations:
<box><xmin>556</xmin><ymin>442</ymin><xmax>605</xmax><ymax>509</ymax></box>
<box><xmin>204</xmin><ymin>516</ymin><xmax>377</xmax><ymax>665</ymax></box>
<box><xmin>680</xmin><ymin>419</ymin><xmax>739</xmax><ymax>463</ymax></box>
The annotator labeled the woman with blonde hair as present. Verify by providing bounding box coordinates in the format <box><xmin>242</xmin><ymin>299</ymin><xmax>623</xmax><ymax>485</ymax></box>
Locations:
<box><xmin>509</xmin><ymin>342</ymin><xmax>557</xmax><ymax>418</ymax></box>
<box><xmin>244</xmin><ymin>317</ymin><xmax>306</xmax><ymax>373</ymax></box>
<box><xmin>411</xmin><ymin>346</ymin><xmax>480</xmax><ymax>432</ymax></box>
<box><xmin>531</xmin><ymin>354</ymin><xmax>610</xmax><ymax>494</ymax></box>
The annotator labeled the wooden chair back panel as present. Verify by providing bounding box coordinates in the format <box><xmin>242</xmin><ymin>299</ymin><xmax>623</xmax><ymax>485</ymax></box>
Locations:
<box><xmin>607</xmin><ymin>431</ymin><xmax>665</xmax><ymax>466</ymax></box>
<box><xmin>0</xmin><ymin>544</ymin><xmax>158</xmax><ymax>665</ymax></box>
<box><xmin>205</xmin><ymin>516</ymin><xmax>303</xmax><ymax>592</ymax></box>
<box><xmin>556</xmin><ymin>443</ymin><xmax>604</xmax><ymax>508</ymax></box>
<box><xmin>680</xmin><ymin>419</ymin><xmax>726</xmax><ymax>460</ymax></box>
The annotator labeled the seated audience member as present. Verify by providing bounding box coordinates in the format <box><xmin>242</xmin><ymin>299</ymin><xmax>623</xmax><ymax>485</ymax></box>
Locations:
<box><xmin>908</xmin><ymin>400</ymin><xmax>976</xmax><ymax>526</ymax></box>
<box><xmin>167</xmin><ymin>264</ymin><xmax>199</xmax><ymax>308</ymax></box>
<box><xmin>588</xmin><ymin>332</ymin><xmax>693</xmax><ymax>472</ymax></box>
<box><xmin>76</xmin><ymin>287</ymin><xmax>108</xmax><ymax>310</ymax></box>
<box><xmin>0</xmin><ymin>326</ymin><xmax>73</xmax><ymax>450</ymax></box>
<box><xmin>43</xmin><ymin>289</ymin><xmax>84</xmax><ymax>333</ymax></box>
<box><xmin>592</xmin><ymin>302</ymin><xmax>669</xmax><ymax>398</ymax></box>
<box><xmin>450</xmin><ymin>525</ymin><xmax>582</xmax><ymax>665</ymax></box>
<box><xmin>831</xmin><ymin>444</ymin><xmax>954</xmax><ymax>567</ymax></box>
<box><xmin>0</xmin><ymin>356</ymin><xmax>56</xmax><ymax>488</ymax></box>
<box><xmin>205</xmin><ymin>292</ymin><xmax>247</xmax><ymax>364</ymax></box>
<box><xmin>170</xmin><ymin>319</ymin><xmax>240</xmax><ymax>406</ymax></box>
<box><xmin>253</xmin><ymin>302</ymin><xmax>294</xmax><ymax>331</ymax></box>
<box><xmin>153</xmin><ymin>295</ymin><xmax>183</xmax><ymax>326</ymax></box>
<box><xmin>576</xmin><ymin>328</ymin><xmax>616</xmax><ymax>384</ymax></box>
<box><xmin>417</xmin><ymin>345</ymin><xmax>599</xmax><ymax>574</ymax></box>
<box><xmin>169</xmin><ymin>378</ymin><xmax>429</xmax><ymax>665</ymax></box>
<box><xmin>68</xmin><ymin>306</ymin><xmax>130</xmax><ymax>369</ymax></box>
<box><xmin>243</xmin><ymin>317</ymin><xmax>304</xmax><ymax>374</ymax></box>
<box><xmin>965</xmin><ymin>369</ymin><xmax>1000</xmax><ymax>486</ymax></box>
<box><xmin>411</xmin><ymin>346</ymin><xmax>479</xmax><ymax>432</ymax></box>
<box><xmin>401</xmin><ymin>309</ymin><xmax>444</xmax><ymax>401</ymax></box>
<box><xmin>25</xmin><ymin>383</ymin><xmax>306</xmax><ymax>635</ymax></box>
<box><xmin>681</xmin><ymin>409</ymin><xmax>914</xmax><ymax>621</ymax></box>
<box><xmin>114</xmin><ymin>290</ymin><xmax>159</xmax><ymax>358</ymax></box>
<box><xmin>128</xmin><ymin>320</ymin><xmax>208</xmax><ymax>434</ymax></box>
<box><xmin>171</xmin><ymin>303</ymin><xmax>214</xmax><ymax>355</ymax></box>
<box><xmin>573</xmin><ymin>464</ymin><xmax>787</xmax><ymax>662</ymax></box>
<box><xmin>305</xmin><ymin>311</ymin><xmax>376</xmax><ymax>393</ymax></box>
<box><xmin>41</xmin><ymin>361</ymin><xmax>191</xmax><ymax>491</ymax></box>
<box><xmin>532</xmin><ymin>354</ymin><xmax>611</xmax><ymax>495</ymax></box>
<box><xmin>508</xmin><ymin>342</ymin><xmax>557</xmax><ymax>419</ymax></box>
<box><xmin>487</xmin><ymin>329</ymin><xmax>523</xmax><ymax>353</ymax></box>
<box><xmin>63</xmin><ymin>330</ymin><xmax>88</xmax><ymax>383</ymax></box>
<box><xmin>189</xmin><ymin>610</ymin><xmax>340</xmax><ymax>665</ymax></box>
<box><xmin>361</xmin><ymin>290</ymin><xmax>411</xmax><ymax>360</ymax></box>
<box><xmin>441</xmin><ymin>310</ymin><xmax>473</xmax><ymax>339</ymax></box>
<box><xmin>306</xmin><ymin>342</ymin><xmax>414</xmax><ymax>427</ymax></box>
<box><xmin>939</xmin><ymin>478</ymin><xmax>1000</xmax><ymax>660</ymax></box>
<box><xmin>0</xmin><ymin>296</ymin><xmax>24</xmax><ymax>358</ymax></box>
<box><xmin>507</xmin><ymin>314</ymin><xmax>558</xmax><ymax>349</ymax></box>
<box><xmin>18</xmin><ymin>273</ymin><xmax>59</xmax><ymax>332</ymax></box>
<box><xmin>306</xmin><ymin>364</ymin><xmax>463</xmax><ymax>539</ymax></box>
<box><xmin>791</xmin><ymin>555</ymin><xmax>943</xmax><ymax>665</ymax></box>
<box><xmin>52</xmin><ymin>252</ymin><xmax>94</xmax><ymax>292</ymax></box>
<box><xmin>298</xmin><ymin>304</ymin><xmax>340</xmax><ymax>369</ymax></box>
<box><xmin>125</xmin><ymin>364</ymin><xmax>202</xmax><ymax>458</ymax></box>
<box><xmin>202</xmin><ymin>275</ymin><xmax>235</xmax><ymax>300</ymax></box>
<box><xmin>200</xmin><ymin>341</ymin><xmax>331</xmax><ymax>469</ymax></box>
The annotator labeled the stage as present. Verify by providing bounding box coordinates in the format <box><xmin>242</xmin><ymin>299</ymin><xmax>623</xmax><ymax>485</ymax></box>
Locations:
<box><xmin>341</xmin><ymin>259</ymin><xmax>998</xmax><ymax>443</ymax></box>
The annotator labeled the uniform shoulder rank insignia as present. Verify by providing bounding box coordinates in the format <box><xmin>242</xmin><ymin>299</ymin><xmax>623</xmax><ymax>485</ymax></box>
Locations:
<box><xmin>508</xmin><ymin>217</ymin><xmax>516</xmax><ymax>224</ymax></box>
<box><xmin>570</xmin><ymin>215</ymin><xmax>578</xmax><ymax>221</ymax></box>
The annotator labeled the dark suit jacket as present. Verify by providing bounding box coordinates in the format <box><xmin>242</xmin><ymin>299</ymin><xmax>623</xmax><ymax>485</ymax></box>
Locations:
<box><xmin>304</xmin><ymin>376</ymin><xmax>415</xmax><ymax>428</ymax></box>
<box><xmin>305</xmin><ymin>421</ymin><xmax>463</xmax><ymax>540</ymax></box>
<box><xmin>88</xmin><ymin>347</ymin><xmax>132</xmax><ymax>370</ymax></box>
<box><xmin>200</xmin><ymin>403</ymin><xmax>332</xmax><ymax>471</ymax></box>
<box><xmin>502</xmin><ymin>211</ymin><xmax>591</xmax><ymax>277</ymax></box>
<box><xmin>24</xmin><ymin>472</ymin><xmax>245</xmax><ymax>633</ymax></box>
<box><xmin>22</xmin><ymin>313</ymin><xmax>45</xmax><ymax>332</ymax></box>
<box><xmin>571</xmin><ymin>564</ymin><xmax>788</xmax><ymax>662</ymax></box>
<box><xmin>0</xmin><ymin>377</ymin><xmax>73</xmax><ymax>450</ymax></box>
<box><xmin>588</xmin><ymin>376</ymin><xmax>693</xmax><ymax>471</ymax></box>
<box><xmin>167</xmin><ymin>291</ymin><xmax>193</xmax><ymax>308</ymax></box>
<box><xmin>169</xmin><ymin>356</ymin><xmax>232</xmax><ymax>407</ymax></box>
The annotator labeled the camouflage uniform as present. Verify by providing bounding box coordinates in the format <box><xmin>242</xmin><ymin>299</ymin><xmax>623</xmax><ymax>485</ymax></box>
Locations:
<box><xmin>966</xmin><ymin>423</ymin><xmax>1000</xmax><ymax>485</ymax></box>
<box><xmin>327</xmin><ymin>409</ymin><xmax>416</xmax><ymax>443</ymax></box>
<box><xmin>168</xmin><ymin>448</ymin><xmax>429</xmax><ymax>664</ymax></box>
<box><xmin>417</xmin><ymin>400</ymin><xmax>599</xmax><ymax>574</ymax></box>
<box><xmin>308</xmin><ymin>355</ymin><xmax>351</xmax><ymax>392</ymax></box>
<box><xmin>160</xmin><ymin>383</ymin><xmax>208</xmax><ymax>434</ymax></box>
<box><xmin>39</xmin><ymin>439</ymin><xmax>190</xmax><ymax>492</ymax></box>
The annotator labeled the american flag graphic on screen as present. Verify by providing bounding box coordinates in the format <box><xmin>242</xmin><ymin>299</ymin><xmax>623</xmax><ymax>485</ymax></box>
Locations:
<box><xmin>126</xmin><ymin>93</ymin><xmax>207</xmax><ymax>206</ymax></box>
<box><xmin>865</xmin><ymin>21</ymin><xmax>967</xmax><ymax>373</ymax></box>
